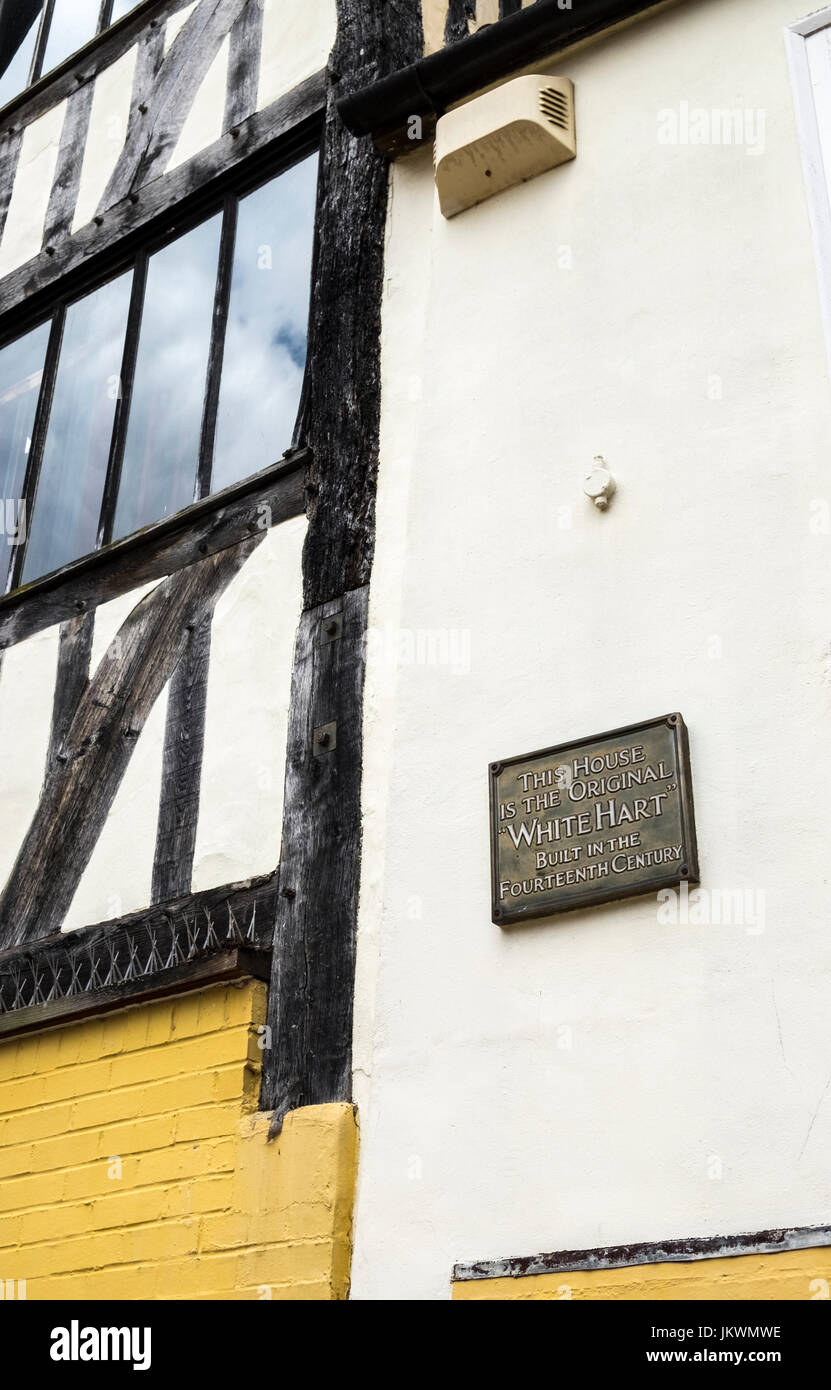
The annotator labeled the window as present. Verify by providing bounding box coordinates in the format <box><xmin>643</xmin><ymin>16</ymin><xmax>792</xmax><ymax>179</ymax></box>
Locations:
<box><xmin>0</xmin><ymin>0</ymin><xmax>145</xmax><ymax>110</ymax></box>
<box><xmin>1</xmin><ymin>152</ymin><xmax>318</xmax><ymax>591</ymax></box>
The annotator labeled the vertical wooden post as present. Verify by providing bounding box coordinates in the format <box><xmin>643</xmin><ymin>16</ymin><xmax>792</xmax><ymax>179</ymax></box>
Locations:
<box><xmin>261</xmin><ymin>0</ymin><xmax>424</xmax><ymax>1124</ymax></box>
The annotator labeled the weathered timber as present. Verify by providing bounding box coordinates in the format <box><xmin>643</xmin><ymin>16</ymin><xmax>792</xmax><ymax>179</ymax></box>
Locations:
<box><xmin>42</xmin><ymin>81</ymin><xmax>96</xmax><ymax>246</ymax></box>
<box><xmin>0</xmin><ymin>125</ymin><xmax>23</xmax><ymax>246</ymax></box>
<box><xmin>98</xmin><ymin>0</ymin><xmax>250</xmax><ymax>211</ymax></box>
<box><xmin>0</xmin><ymin>869</ymin><xmax>276</xmax><ymax>1037</ymax></box>
<box><xmin>453</xmin><ymin>1225</ymin><xmax>831</xmax><ymax>1284</ymax></box>
<box><xmin>46</xmin><ymin>612</ymin><xmax>94</xmax><ymax>781</ymax></box>
<box><xmin>260</xmin><ymin>0</ymin><xmax>423</xmax><ymax>1122</ymax></box>
<box><xmin>112</xmin><ymin>17</ymin><xmax>166</xmax><ymax>204</ymax></box>
<box><xmin>223</xmin><ymin>0</ymin><xmax>263</xmax><ymax>133</ymax></box>
<box><xmin>0</xmin><ymin>451</ymin><xmax>307</xmax><ymax>650</ymax></box>
<box><xmin>261</xmin><ymin>586</ymin><xmax>368</xmax><ymax>1127</ymax></box>
<box><xmin>0</xmin><ymin>534</ymin><xmax>261</xmax><ymax>947</ymax></box>
<box><xmin>300</xmin><ymin>1</ymin><xmax>423</xmax><ymax>609</ymax></box>
<box><xmin>152</xmin><ymin>614</ymin><xmax>212</xmax><ymax>902</ymax></box>
<box><xmin>0</xmin><ymin>71</ymin><xmax>325</xmax><ymax>328</ymax></box>
<box><xmin>444</xmin><ymin>0</ymin><xmax>472</xmax><ymax>46</ymax></box>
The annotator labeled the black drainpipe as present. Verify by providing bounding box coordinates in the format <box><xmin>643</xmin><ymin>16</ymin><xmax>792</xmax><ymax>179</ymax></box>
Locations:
<box><xmin>337</xmin><ymin>0</ymin><xmax>679</xmax><ymax>152</ymax></box>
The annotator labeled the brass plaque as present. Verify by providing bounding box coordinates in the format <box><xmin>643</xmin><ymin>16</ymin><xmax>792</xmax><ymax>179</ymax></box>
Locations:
<box><xmin>489</xmin><ymin>713</ymin><xmax>698</xmax><ymax>924</ymax></box>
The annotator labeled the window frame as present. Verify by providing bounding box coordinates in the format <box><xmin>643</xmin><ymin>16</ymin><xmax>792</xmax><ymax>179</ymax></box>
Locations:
<box><xmin>0</xmin><ymin>0</ymin><xmax>147</xmax><ymax>109</ymax></box>
<box><xmin>0</xmin><ymin>127</ymin><xmax>323</xmax><ymax>596</ymax></box>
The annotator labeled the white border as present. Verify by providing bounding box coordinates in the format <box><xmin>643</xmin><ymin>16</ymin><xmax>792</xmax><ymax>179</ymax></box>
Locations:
<box><xmin>786</xmin><ymin>9</ymin><xmax>831</xmax><ymax>381</ymax></box>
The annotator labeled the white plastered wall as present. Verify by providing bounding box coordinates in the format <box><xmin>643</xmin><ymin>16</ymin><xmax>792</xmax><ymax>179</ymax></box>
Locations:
<box><xmin>0</xmin><ymin>103</ymin><xmax>66</xmax><ymax>278</ymax></box>
<box><xmin>73</xmin><ymin>46</ymin><xmax>138</xmax><ymax>233</ymax></box>
<box><xmin>351</xmin><ymin>0</ymin><xmax>831</xmax><ymax>1299</ymax></box>
<box><xmin>258</xmin><ymin>0</ymin><xmax>336</xmax><ymax>110</ymax></box>
<box><xmin>0</xmin><ymin>626</ymin><xmax>60</xmax><ymax>888</ymax></box>
<box><xmin>192</xmin><ymin>517</ymin><xmax>306</xmax><ymax>893</ymax></box>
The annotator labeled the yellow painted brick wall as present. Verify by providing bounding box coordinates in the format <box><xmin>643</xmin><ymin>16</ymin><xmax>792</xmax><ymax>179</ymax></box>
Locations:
<box><xmin>0</xmin><ymin>980</ymin><xmax>358</xmax><ymax>1300</ymax></box>
<box><xmin>453</xmin><ymin>1247</ymin><xmax>831</xmax><ymax>1300</ymax></box>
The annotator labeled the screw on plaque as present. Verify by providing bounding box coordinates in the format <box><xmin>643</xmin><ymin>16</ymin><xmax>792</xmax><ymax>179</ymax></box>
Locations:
<box><xmin>314</xmin><ymin>721</ymin><xmax>337</xmax><ymax>755</ymax></box>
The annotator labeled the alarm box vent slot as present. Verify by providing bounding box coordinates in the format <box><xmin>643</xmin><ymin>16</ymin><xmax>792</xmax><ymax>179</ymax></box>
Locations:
<box><xmin>539</xmin><ymin>87</ymin><xmax>571</xmax><ymax>131</ymax></box>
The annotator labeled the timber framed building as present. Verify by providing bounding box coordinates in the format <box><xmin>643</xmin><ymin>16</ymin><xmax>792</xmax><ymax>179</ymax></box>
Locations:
<box><xmin>0</xmin><ymin>0</ymin><xmax>829</xmax><ymax>1301</ymax></box>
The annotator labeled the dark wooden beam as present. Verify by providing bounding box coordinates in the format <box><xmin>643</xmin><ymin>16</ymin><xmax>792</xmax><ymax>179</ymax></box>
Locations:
<box><xmin>0</xmin><ymin>869</ymin><xmax>276</xmax><ymax>1038</ymax></box>
<box><xmin>444</xmin><ymin>0</ymin><xmax>472</xmax><ymax>46</ymax></box>
<box><xmin>46</xmin><ymin>612</ymin><xmax>94</xmax><ymax>780</ymax></box>
<box><xmin>42</xmin><ymin>81</ymin><xmax>96</xmax><ymax>245</ymax></box>
<box><xmin>115</xmin><ymin>17</ymin><xmax>166</xmax><ymax>184</ymax></box>
<box><xmin>152</xmin><ymin>613</ymin><xmax>212</xmax><ymax>902</ymax></box>
<box><xmin>260</xmin><ymin>0</ymin><xmax>423</xmax><ymax>1126</ymax></box>
<box><xmin>0</xmin><ymin>125</ymin><xmax>23</xmax><ymax>245</ymax></box>
<box><xmin>223</xmin><ymin>0</ymin><xmax>263</xmax><ymax>133</ymax></box>
<box><xmin>261</xmin><ymin>586</ymin><xmax>369</xmax><ymax>1127</ymax></box>
<box><xmin>0</xmin><ymin>534</ymin><xmax>262</xmax><ymax>948</ymax></box>
<box><xmin>0</xmin><ymin>451</ymin><xmax>307</xmax><ymax>650</ymax></box>
<box><xmin>300</xmin><ymin>4</ymin><xmax>422</xmax><ymax>609</ymax></box>
<box><xmin>97</xmin><ymin>0</ymin><xmax>250</xmax><ymax>211</ymax></box>
<box><xmin>0</xmin><ymin>70</ymin><xmax>326</xmax><ymax>329</ymax></box>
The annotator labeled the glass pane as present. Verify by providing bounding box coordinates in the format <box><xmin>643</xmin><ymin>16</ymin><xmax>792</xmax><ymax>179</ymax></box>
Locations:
<box><xmin>110</xmin><ymin>0</ymin><xmax>143</xmax><ymax>20</ymax></box>
<box><xmin>114</xmin><ymin>214</ymin><xmax>222</xmax><ymax>539</ymax></box>
<box><xmin>23</xmin><ymin>272</ymin><xmax>132</xmax><ymax>583</ymax></box>
<box><xmin>0</xmin><ymin>4</ymin><xmax>42</xmax><ymax>107</ymax></box>
<box><xmin>41</xmin><ymin>0</ymin><xmax>101</xmax><ymax>77</ymax></box>
<box><xmin>212</xmin><ymin>155</ymin><xmax>318</xmax><ymax>493</ymax></box>
<box><xmin>0</xmin><ymin>323</ymin><xmax>49</xmax><ymax>591</ymax></box>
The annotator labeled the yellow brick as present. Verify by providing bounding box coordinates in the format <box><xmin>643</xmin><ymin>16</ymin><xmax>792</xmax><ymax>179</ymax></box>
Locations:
<box><xmin>263</xmin><ymin>1278</ymin><xmax>342</xmax><ymax>1301</ymax></box>
<box><xmin>201</xmin><ymin>1200</ymin><xmax>340</xmax><ymax>1254</ymax></box>
<box><xmin>196</xmin><ymin>989</ymin><xmax>230</xmax><ymax>1035</ymax></box>
<box><xmin>0</xmin><ymin>1054</ymin><xmax>113</xmax><ymax>1113</ymax></box>
<box><xmin>0</xmin><ymin>1037</ymin><xmax>28</xmax><ymax>1082</ymax></box>
<box><xmin>0</xmin><ymin>1097</ymin><xmax>75</xmax><ymax>1147</ymax></box>
<box><xmin>227</xmin><ymin>980</ymin><xmax>267</xmax><ymax>1028</ymax></box>
<box><xmin>152</xmin><ymin>1252</ymin><xmax>240</xmax><ymax>1299</ymax></box>
<box><xmin>0</xmin><ymin>981</ymin><xmax>357</xmax><ymax>1300</ymax></box>
<box><xmin>235</xmin><ymin>1239</ymin><xmax>337</xmax><ymax>1288</ymax></box>
<box><xmin>0</xmin><ymin>1168</ymin><xmax>67</xmax><ymax>1215</ymax></box>
<box><xmin>452</xmin><ymin>1247</ymin><xmax>831</xmax><ymax>1300</ymax></box>
<box><xmin>169</xmin><ymin>992</ymin><xmax>203</xmax><ymax>1034</ymax></box>
<box><xmin>0</xmin><ymin>1137</ymin><xmax>232</xmax><ymax>1217</ymax></box>
<box><xmin>85</xmin><ymin>1174</ymin><xmax>234</xmax><ymax>1232</ymax></box>
<box><xmin>172</xmin><ymin>1101</ymin><xmax>242</xmax><ymax>1145</ymax></box>
<box><xmin>0</xmin><ymin>1020</ymin><xmax>247</xmax><ymax>1108</ymax></box>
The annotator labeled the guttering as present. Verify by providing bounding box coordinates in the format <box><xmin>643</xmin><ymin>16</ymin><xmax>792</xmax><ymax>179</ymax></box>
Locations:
<box><xmin>337</xmin><ymin>0</ymin><xmax>678</xmax><ymax>153</ymax></box>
